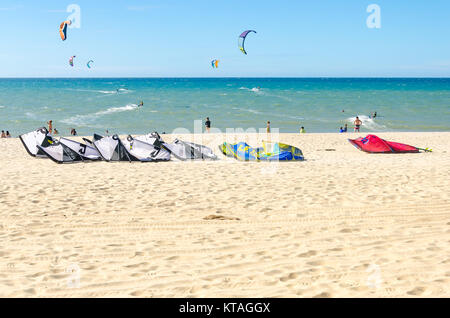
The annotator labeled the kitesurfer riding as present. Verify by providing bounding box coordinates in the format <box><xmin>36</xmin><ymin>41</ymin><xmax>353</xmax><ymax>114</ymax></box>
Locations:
<box><xmin>138</xmin><ymin>101</ymin><xmax>144</xmax><ymax>107</ymax></box>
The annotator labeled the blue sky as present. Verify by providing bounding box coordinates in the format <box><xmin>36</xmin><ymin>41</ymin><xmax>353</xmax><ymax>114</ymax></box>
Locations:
<box><xmin>0</xmin><ymin>0</ymin><xmax>449</xmax><ymax>77</ymax></box>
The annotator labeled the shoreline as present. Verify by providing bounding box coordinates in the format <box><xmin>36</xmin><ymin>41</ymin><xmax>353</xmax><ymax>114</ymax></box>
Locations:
<box><xmin>4</xmin><ymin>130</ymin><xmax>450</xmax><ymax>140</ymax></box>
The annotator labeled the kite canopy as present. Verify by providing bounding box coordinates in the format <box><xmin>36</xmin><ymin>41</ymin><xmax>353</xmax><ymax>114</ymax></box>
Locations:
<box><xmin>220</xmin><ymin>141</ymin><xmax>304</xmax><ymax>161</ymax></box>
<box><xmin>37</xmin><ymin>142</ymin><xmax>85</xmax><ymax>164</ymax></box>
<box><xmin>19</xmin><ymin>127</ymin><xmax>54</xmax><ymax>157</ymax></box>
<box><xmin>59</xmin><ymin>137</ymin><xmax>102</xmax><ymax>160</ymax></box>
<box><xmin>122</xmin><ymin>134</ymin><xmax>171</xmax><ymax>162</ymax></box>
<box><xmin>163</xmin><ymin>139</ymin><xmax>218</xmax><ymax>161</ymax></box>
<box><xmin>211</xmin><ymin>59</ymin><xmax>219</xmax><ymax>68</ymax></box>
<box><xmin>87</xmin><ymin>60</ymin><xmax>94</xmax><ymax>68</ymax></box>
<box><xmin>238</xmin><ymin>30</ymin><xmax>256</xmax><ymax>55</ymax></box>
<box><xmin>93</xmin><ymin>135</ymin><xmax>140</xmax><ymax>162</ymax></box>
<box><xmin>59</xmin><ymin>20</ymin><xmax>71</xmax><ymax>41</ymax></box>
<box><xmin>348</xmin><ymin>135</ymin><xmax>419</xmax><ymax>153</ymax></box>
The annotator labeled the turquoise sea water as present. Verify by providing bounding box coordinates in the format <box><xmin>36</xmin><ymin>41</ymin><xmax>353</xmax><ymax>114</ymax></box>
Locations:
<box><xmin>0</xmin><ymin>78</ymin><xmax>449</xmax><ymax>136</ymax></box>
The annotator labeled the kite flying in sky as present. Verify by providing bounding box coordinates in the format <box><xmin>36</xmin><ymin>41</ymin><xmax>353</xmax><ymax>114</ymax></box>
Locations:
<box><xmin>211</xmin><ymin>59</ymin><xmax>219</xmax><ymax>68</ymax></box>
<box><xmin>69</xmin><ymin>56</ymin><xmax>76</xmax><ymax>67</ymax></box>
<box><xmin>59</xmin><ymin>20</ymin><xmax>71</xmax><ymax>41</ymax></box>
<box><xmin>87</xmin><ymin>60</ymin><xmax>94</xmax><ymax>69</ymax></box>
<box><xmin>238</xmin><ymin>30</ymin><xmax>257</xmax><ymax>55</ymax></box>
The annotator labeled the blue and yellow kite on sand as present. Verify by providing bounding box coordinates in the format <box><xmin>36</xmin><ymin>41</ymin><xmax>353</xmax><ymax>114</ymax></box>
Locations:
<box><xmin>219</xmin><ymin>141</ymin><xmax>304</xmax><ymax>161</ymax></box>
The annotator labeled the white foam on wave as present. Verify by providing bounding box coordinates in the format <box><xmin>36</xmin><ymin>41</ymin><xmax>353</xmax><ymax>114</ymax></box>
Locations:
<box><xmin>233</xmin><ymin>107</ymin><xmax>262</xmax><ymax>115</ymax></box>
<box><xmin>233</xmin><ymin>107</ymin><xmax>304</xmax><ymax>121</ymax></box>
<box><xmin>67</xmin><ymin>88</ymin><xmax>133</xmax><ymax>94</ymax></box>
<box><xmin>61</xmin><ymin>104</ymin><xmax>138</xmax><ymax>127</ymax></box>
<box><xmin>25</xmin><ymin>112</ymin><xmax>37</xmax><ymax>119</ymax></box>
<box><xmin>0</xmin><ymin>105</ymin><xmax>5</xmax><ymax>109</ymax></box>
<box><xmin>98</xmin><ymin>90</ymin><xmax>117</xmax><ymax>94</ymax></box>
<box><xmin>239</xmin><ymin>87</ymin><xmax>262</xmax><ymax>94</ymax></box>
<box><xmin>347</xmin><ymin>115</ymin><xmax>386</xmax><ymax>131</ymax></box>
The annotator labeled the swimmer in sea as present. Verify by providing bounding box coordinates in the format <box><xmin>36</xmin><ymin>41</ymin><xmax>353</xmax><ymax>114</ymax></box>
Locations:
<box><xmin>354</xmin><ymin>116</ymin><xmax>362</xmax><ymax>132</ymax></box>
<box><xmin>47</xmin><ymin>120</ymin><xmax>53</xmax><ymax>134</ymax></box>
<box><xmin>205</xmin><ymin>117</ymin><xmax>211</xmax><ymax>133</ymax></box>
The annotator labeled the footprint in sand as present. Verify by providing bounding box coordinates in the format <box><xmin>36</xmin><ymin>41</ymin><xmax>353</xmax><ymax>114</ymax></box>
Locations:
<box><xmin>312</xmin><ymin>292</ymin><xmax>332</xmax><ymax>298</ymax></box>
<box><xmin>203</xmin><ymin>215</ymin><xmax>240</xmax><ymax>221</ymax></box>
<box><xmin>297</xmin><ymin>250</ymin><xmax>317</xmax><ymax>258</ymax></box>
<box><xmin>407</xmin><ymin>286</ymin><xmax>426</xmax><ymax>296</ymax></box>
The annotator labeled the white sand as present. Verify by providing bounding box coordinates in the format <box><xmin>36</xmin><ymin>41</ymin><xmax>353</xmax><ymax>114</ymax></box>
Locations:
<box><xmin>0</xmin><ymin>132</ymin><xmax>449</xmax><ymax>297</ymax></box>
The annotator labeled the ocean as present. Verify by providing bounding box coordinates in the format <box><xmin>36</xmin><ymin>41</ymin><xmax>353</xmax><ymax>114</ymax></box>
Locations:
<box><xmin>0</xmin><ymin>78</ymin><xmax>449</xmax><ymax>136</ymax></box>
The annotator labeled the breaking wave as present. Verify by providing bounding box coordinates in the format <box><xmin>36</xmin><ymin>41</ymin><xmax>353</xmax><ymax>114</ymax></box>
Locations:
<box><xmin>233</xmin><ymin>107</ymin><xmax>304</xmax><ymax>121</ymax></box>
<box><xmin>61</xmin><ymin>104</ymin><xmax>138</xmax><ymax>127</ymax></box>
<box><xmin>239</xmin><ymin>87</ymin><xmax>262</xmax><ymax>93</ymax></box>
<box><xmin>347</xmin><ymin>115</ymin><xmax>387</xmax><ymax>131</ymax></box>
<box><xmin>67</xmin><ymin>88</ymin><xmax>133</xmax><ymax>94</ymax></box>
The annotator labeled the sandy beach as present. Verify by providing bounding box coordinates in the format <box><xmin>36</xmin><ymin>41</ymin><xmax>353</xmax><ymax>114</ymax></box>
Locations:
<box><xmin>0</xmin><ymin>131</ymin><xmax>449</xmax><ymax>297</ymax></box>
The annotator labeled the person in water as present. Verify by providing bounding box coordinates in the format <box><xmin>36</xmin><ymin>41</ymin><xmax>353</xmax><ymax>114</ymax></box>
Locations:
<box><xmin>138</xmin><ymin>101</ymin><xmax>144</xmax><ymax>107</ymax></box>
<box><xmin>354</xmin><ymin>117</ymin><xmax>362</xmax><ymax>132</ymax></box>
<box><xmin>339</xmin><ymin>127</ymin><xmax>344</xmax><ymax>133</ymax></box>
<box><xmin>343</xmin><ymin>123</ymin><xmax>348</xmax><ymax>132</ymax></box>
<box><xmin>6</xmin><ymin>131</ymin><xmax>11</xmax><ymax>138</ymax></box>
<box><xmin>70</xmin><ymin>128</ymin><xmax>77</xmax><ymax>136</ymax></box>
<box><xmin>205</xmin><ymin>117</ymin><xmax>211</xmax><ymax>133</ymax></box>
<box><xmin>300</xmin><ymin>126</ymin><xmax>306</xmax><ymax>133</ymax></box>
<box><xmin>47</xmin><ymin>120</ymin><xmax>53</xmax><ymax>134</ymax></box>
<box><xmin>266</xmin><ymin>121</ymin><xmax>271</xmax><ymax>133</ymax></box>
<box><xmin>1</xmin><ymin>130</ymin><xmax>5</xmax><ymax>138</ymax></box>
<box><xmin>53</xmin><ymin>128</ymin><xmax>59</xmax><ymax>135</ymax></box>
<box><xmin>372</xmin><ymin>111</ymin><xmax>377</xmax><ymax>119</ymax></box>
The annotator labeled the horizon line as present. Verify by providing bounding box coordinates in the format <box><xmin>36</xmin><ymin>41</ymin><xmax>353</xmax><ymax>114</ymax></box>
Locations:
<box><xmin>1</xmin><ymin>76</ymin><xmax>449</xmax><ymax>79</ymax></box>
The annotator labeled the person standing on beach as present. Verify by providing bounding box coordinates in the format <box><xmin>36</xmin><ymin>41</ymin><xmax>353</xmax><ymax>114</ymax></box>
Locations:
<box><xmin>343</xmin><ymin>124</ymin><xmax>348</xmax><ymax>132</ymax></box>
<box><xmin>205</xmin><ymin>117</ymin><xmax>211</xmax><ymax>133</ymax></box>
<box><xmin>300</xmin><ymin>126</ymin><xmax>305</xmax><ymax>133</ymax></box>
<box><xmin>47</xmin><ymin>120</ymin><xmax>53</xmax><ymax>134</ymax></box>
<box><xmin>266</xmin><ymin>121</ymin><xmax>271</xmax><ymax>133</ymax></box>
<box><xmin>354</xmin><ymin>117</ymin><xmax>362</xmax><ymax>132</ymax></box>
